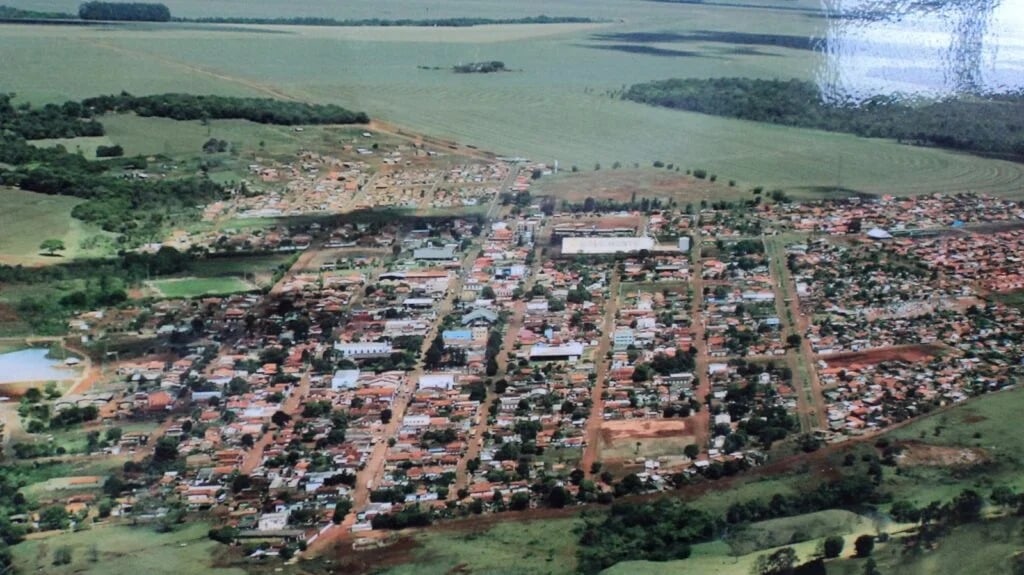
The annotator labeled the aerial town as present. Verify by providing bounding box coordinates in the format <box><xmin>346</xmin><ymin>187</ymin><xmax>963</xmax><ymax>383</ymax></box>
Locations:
<box><xmin>4</xmin><ymin>123</ymin><xmax>1022</xmax><ymax>570</ymax></box>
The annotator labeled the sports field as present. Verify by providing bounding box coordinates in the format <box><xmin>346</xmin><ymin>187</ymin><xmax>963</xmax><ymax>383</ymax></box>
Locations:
<box><xmin>0</xmin><ymin>188</ymin><xmax>113</xmax><ymax>265</ymax></box>
<box><xmin>0</xmin><ymin>0</ymin><xmax>1020</xmax><ymax>197</ymax></box>
<box><xmin>147</xmin><ymin>276</ymin><xmax>256</xmax><ymax>299</ymax></box>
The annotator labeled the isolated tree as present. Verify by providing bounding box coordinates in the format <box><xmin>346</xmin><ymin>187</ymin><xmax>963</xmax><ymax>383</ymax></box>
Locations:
<box><xmin>271</xmin><ymin>410</ymin><xmax>291</xmax><ymax>428</ymax></box>
<box><xmin>684</xmin><ymin>444</ymin><xmax>700</xmax><ymax>459</ymax></box>
<box><xmin>854</xmin><ymin>535</ymin><xmax>875</xmax><ymax>558</ymax></box>
<box><xmin>39</xmin><ymin>238</ymin><xmax>65</xmax><ymax>256</ymax></box>
<box><xmin>823</xmin><ymin>535</ymin><xmax>844</xmax><ymax>559</ymax></box>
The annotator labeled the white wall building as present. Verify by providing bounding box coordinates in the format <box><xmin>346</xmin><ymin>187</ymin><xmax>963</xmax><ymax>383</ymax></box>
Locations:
<box><xmin>418</xmin><ymin>373</ymin><xmax>456</xmax><ymax>390</ymax></box>
<box><xmin>334</xmin><ymin>341</ymin><xmax>393</xmax><ymax>359</ymax></box>
<box><xmin>561</xmin><ymin>236</ymin><xmax>654</xmax><ymax>255</ymax></box>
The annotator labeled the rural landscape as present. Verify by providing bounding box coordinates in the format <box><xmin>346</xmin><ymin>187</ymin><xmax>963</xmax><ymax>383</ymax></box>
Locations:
<box><xmin>0</xmin><ymin>0</ymin><xmax>1023</xmax><ymax>574</ymax></box>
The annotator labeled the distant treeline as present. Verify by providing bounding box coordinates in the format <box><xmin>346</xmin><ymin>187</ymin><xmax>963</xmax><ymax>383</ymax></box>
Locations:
<box><xmin>177</xmin><ymin>14</ymin><xmax>597</xmax><ymax>27</ymax></box>
<box><xmin>82</xmin><ymin>93</ymin><xmax>369</xmax><ymax>125</ymax></box>
<box><xmin>79</xmin><ymin>1</ymin><xmax>170</xmax><ymax>22</ymax></box>
<box><xmin>622</xmin><ymin>77</ymin><xmax>1024</xmax><ymax>160</ymax></box>
<box><xmin>0</xmin><ymin>4</ymin><xmax>73</xmax><ymax>20</ymax></box>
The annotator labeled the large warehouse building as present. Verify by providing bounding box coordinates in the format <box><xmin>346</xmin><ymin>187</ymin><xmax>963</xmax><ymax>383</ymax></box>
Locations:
<box><xmin>561</xmin><ymin>236</ymin><xmax>655</xmax><ymax>255</ymax></box>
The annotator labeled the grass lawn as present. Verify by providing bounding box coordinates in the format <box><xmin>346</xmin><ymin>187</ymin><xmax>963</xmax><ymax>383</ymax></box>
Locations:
<box><xmin>383</xmin><ymin>517</ymin><xmax>581</xmax><ymax>575</ymax></box>
<box><xmin>0</xmin><ymin>188</ymin><xmax>114</xmax><ymax>265</ymax></box>
<box><xmin>190</xmin><ymin>254</ymin><xmax>293</xmax><ymax>277</ymax></box>
<box><xmin>147</xmin><ymin>276</ymin><xmax>257</xmax><ymax>299</ymax></box>
<box><xmin>11</xmin><ymin>521</ymin><xmax>246</xmax><ymax>575</ymax></box>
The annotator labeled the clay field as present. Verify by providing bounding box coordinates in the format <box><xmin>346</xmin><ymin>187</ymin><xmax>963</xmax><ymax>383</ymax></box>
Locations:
<box><xmin>599</xmin><ymin>418</ymin><xmax>695</xmax><ymax>461</ymax></box>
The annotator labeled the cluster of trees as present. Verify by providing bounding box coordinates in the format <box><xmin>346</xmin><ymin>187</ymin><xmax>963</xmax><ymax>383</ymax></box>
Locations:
<box><xmin>623</xmin><ymin>77</ymin><xmax>1024</xmax><ymax>159</ymax></box>
<box><xmin>82</xmin><ymin>93</ymin><xmax>369</xmax><ymax>125</ymax></box>
<box><xmin>0</xmin><ymin>93</ymin><xmax>103</xmax><ymax>139</ymax></box>
<box><xmin>179</xmin><ymin>14</ymin><xmax>595</xmax><ymax>27</ymax></box>
<box><xmin>564</xmin><ymin>195</ymin><xmax>672</xmax><ymax>214</ymax></box>
<box><xmin>453</xmin><ymin>61</ymin><xmax>508</xmax><ymax>74</ymax></box>
<box><xmin>577</xmin><ymin>474</ymin><xmax>882</xmax><ymax>573</ymax></box>
<box><xmin>577</xmin><ymin>499</ymin><xmax>718</xmax><ymax>573</ymax></box>
<box><xmin>78</xmin><ymin>2</ymin><xmax>171</xmax><ymax>22</ymax></box>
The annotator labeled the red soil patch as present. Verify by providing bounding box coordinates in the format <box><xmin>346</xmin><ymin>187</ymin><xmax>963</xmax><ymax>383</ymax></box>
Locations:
<box><xmin>821</xmin><ymin>344</ymin><xmax>947</xmax><ymax>369</ymax></box>
<box><xmin>600</xmin><ymin>419</ymin><xmax>688</xmax><ymax>445</ymax></box>
<box><xmin>896</xmin><ymin>441</ymin><xmax>990</xmax><ymax>468</ymax></box>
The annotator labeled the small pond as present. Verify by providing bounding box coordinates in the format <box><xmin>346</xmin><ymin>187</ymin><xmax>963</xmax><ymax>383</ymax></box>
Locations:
<box><xmin>0</xmin><ymin>348</ymin><xmax>78</xmax><ymax>384</ymax></box>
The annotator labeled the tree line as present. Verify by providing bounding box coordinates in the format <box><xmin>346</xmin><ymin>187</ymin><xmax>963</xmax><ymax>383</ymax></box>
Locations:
<box><xmin>79</xmin><ymin>2</ymin><xmax>171</xmax><ymax>22</ymax></box>
<box><xmin>622</xmin><ymin>77</ymin><xmax>1024</xmax><ymax>160</ymax></box>
<box><xmin>82</xmin><ymin>92</ymin><xmax>369</xmax><ymax>125</ymax></box>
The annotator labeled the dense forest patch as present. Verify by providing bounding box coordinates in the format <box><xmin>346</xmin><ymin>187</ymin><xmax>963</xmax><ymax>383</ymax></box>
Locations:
<box><xmin>622</xmin><ymin>77</ymin><xmax>1024</xmax><ymax>160</ymax></box>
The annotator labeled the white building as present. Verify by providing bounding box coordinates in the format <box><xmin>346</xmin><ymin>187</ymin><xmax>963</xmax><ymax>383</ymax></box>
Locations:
<box><xmin>334</xmin><ymin>341</ymin><xmax>393</xmax><ymax>359</ymax></box>
<box><xmin>612</xmin><ymin>328</ymin><xmax>635</xmax><ymax>350</ymax></box>
<box><xmin>331</xmin><ymin>369</ymin><xmax>361</xmax><ymax>390</ymax></box>
<box><xmin>529</xmin><ymin>342</ymin><xmax>585</xmax><ymax>362</ymax></box>
<box><xmin>258</xmin><ymin>512</ymin><xmax>289</xmax><ymax>531</ymax></box>
<box><xmin>402</xmin><ymin>414</ymin><xmax>431</xmax><ymax>427</ymax></box>
<box><xmin>678</xmin><ymin>236</ymin><xmax>692</xmax><ymax>253</ymax></box>
<box><xmin>418</xmin><ymin>373</ymin><xmax>456</xmax><ymax>390</ymax></box>
<box><xmin>561</xmin><ymin>236</ymin><xmax>654</xmax><ymax>255</ymax></box>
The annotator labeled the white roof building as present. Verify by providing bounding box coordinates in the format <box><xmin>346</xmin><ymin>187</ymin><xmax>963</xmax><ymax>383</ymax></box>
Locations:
<box><xmin>331</xmin><ymin>369</ymin><xmax>361</xmax><ymax>390</ymax></box>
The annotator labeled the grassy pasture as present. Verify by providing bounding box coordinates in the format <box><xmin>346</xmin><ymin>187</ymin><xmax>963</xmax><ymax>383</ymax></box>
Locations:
<box><xmin>536</xmin><ymin>168</ymin><xmax>748</xmax><ymax>204</ymax></box>
<box><xmin>11</xmin><ymin>521</ymin><xmax>246</xmax><ymax>575</ymax></box>
<box><xmin>0</xmin><ymin>188</ymin><xmax>113</xmax><ymax>266</ymax></box>
<box><xmin>0</xmin><ymin>8</ymin><xmax>1021</xmax><ymax>197</ymax></box>
<box><xmin>383</xmin><ymin>517</ymin><xmax>581</xmax><ymax>575</ymax></box>
<box><xmin>147</xmin><ymin>276</ymin><xmax>256</xmax><ymax>299</ymax></box>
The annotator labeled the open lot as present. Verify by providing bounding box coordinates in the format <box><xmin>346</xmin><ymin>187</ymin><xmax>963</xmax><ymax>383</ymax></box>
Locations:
<box><xmin>819</xmin><ymin>343</ymin><xmax>949</xmax><ymax>370</ymax></box>
<box><xmin>146</xmin><ymin>276</ymin><xmax>257</xmax><ymax>299</ymax></box>
<box><xmin>0</xmin><ymin>188</ymin><xmax>113</xmax><ymax>266</ymax></box>
<box><xmin>600</xmin><ymin>419</ymin><xmax>695</xmax><ymax>461</ymax></box>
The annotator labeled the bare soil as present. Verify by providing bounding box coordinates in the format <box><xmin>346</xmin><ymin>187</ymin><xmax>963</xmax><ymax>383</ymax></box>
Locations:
<box><xmin>820</xmin><ymin>344</ymin><xmax>948</xmax><ymax>369</ymax></box>
<box><xmin>897</xmin><ymin>441</ymin><xmax>990</xmax><ymax>468</ymax></box>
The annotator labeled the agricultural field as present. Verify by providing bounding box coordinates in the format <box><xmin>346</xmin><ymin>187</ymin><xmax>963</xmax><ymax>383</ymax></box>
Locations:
<box><xmin>0</xmin><ymin>188</ymin><xmax>114</xmax><ymax>266</ymax></box>
<box><xmin>0</xmin><ymin>0</ymin><xmax>1020</xmax><ymax>197</ymax></box>
<box><xmin>10</xmin><ymin>521</ymin><xmax>246</xmax><ymax>575</ymax></box>
<box><xmin>146</xmin><ymin>276</ymin><xmax>257</xmax><ymax>299</ymax></box>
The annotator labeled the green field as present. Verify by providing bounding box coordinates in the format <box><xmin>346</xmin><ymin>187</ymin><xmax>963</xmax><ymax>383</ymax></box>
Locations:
<box><xmin>148</xmin><ymin>276</ymin><xmax>257</xmax><ymax>298</ymax></box>
<box><xmin>0</xmin><ymin>188</ymin><xmax>114</xmax><ymax>265</ymax></box>
<box><xmin>382</xmin><ymin>517</ymin><xmax>581</xmax><ymax>575</ymax></box>
<box><xmin>11</xmin><ymin>521</ymin><xmax>246</xmax><ymax>575</ymax></box>
<box><xmin>0</xmin><ymin>0</ymin><xmax>1021</xmax><ymax>197</ymax></box>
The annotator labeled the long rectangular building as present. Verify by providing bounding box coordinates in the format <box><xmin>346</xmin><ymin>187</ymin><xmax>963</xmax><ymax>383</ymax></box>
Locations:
<box><xmin>561</xmin><ymin>236</ymin><xmax>654</xmax><ymax>255</ymax></box>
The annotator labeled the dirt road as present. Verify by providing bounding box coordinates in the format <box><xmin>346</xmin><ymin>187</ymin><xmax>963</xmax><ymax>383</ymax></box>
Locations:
<box><xmin>580</xmin><ymin>270</ymin><xmax>621</xmax><ymax>478</ymax></box>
